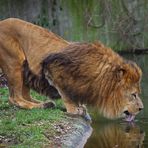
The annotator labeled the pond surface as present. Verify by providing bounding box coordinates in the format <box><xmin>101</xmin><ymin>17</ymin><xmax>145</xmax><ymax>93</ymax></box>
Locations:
<box><xmin>85</xmin><ymin>54</ymin><xmax>148</xmax><ymax>148</ymax></box>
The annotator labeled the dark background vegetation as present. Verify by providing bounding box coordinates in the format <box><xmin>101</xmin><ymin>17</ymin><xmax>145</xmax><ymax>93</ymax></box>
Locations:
<box><xmin>0</xmin><ymin>0</ymin><xmax>148</xmax><ymax>51</ymax></box>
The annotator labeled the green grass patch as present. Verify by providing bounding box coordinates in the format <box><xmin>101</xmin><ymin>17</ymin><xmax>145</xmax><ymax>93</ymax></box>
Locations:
<box><xmin>0</xmin><ymin>87</ymin><xmax>65</xmax><ymax>147</ymax></box>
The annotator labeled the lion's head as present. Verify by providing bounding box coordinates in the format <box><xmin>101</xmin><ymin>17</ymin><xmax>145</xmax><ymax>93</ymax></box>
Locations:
<box><xmin>99</xmin><ymin>60</ymin><xmax>143</xmax><ymax>121</ymax></box>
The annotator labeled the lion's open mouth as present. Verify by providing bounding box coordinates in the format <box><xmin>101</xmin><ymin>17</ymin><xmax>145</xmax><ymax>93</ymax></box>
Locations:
<box><xmin>123</xmin><ymin>111</ymin><xmax>135</xmax><ymax>122</ymax></box>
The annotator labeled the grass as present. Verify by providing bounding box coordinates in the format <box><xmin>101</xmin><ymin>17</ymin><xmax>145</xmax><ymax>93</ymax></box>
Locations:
<box><xmin>0</xmin><ymin>87</ymin><xmax>66</xmax><ymax>147</ymax></box>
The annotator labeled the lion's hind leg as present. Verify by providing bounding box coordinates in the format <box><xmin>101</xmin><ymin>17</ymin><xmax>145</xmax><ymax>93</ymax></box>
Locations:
<box><xmin>22</xmin><ymin>84</ymin><xmax>43</xmax><ymax>104</ymax></box>
<box><xmin>22</xmin><ymin>82</ymin><xmax>57</xmax><ymax>109</ymax></box>
<box><xmin>23</xmin><ymin>60</ymin><xmax>57</xmax><ymax>108</ymax></box>
<box><xmin>3</xmin><ymin>62</ymin><xmax>45</xmax><ymax>109</ymax></box>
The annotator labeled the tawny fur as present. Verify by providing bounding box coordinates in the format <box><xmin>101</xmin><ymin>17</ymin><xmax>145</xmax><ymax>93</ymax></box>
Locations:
<box><xmin>0</xmin><ymin>18</ymin><xmax>69</xmax><ymax>109</ymax></box>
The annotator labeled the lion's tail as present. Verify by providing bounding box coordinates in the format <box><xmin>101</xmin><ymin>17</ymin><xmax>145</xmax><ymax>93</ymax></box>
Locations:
<box><xmin>23</xmin><ymin>60</ymin><xmax>61</xmax><ymax>99</ymax></box>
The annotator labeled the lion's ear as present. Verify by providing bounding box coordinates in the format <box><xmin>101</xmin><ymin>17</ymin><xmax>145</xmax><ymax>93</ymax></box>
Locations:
<box><xmin>115</xmin><ymin>67</ymin><xmax>126</xmax><ymax>81</ymax></box>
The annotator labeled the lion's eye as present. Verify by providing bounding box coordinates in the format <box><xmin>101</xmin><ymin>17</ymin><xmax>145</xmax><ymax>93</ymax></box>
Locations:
<box><xmin>132</xmin><ymin>93</ymin><xmax>136</xmax><ymax>99</ymax></box>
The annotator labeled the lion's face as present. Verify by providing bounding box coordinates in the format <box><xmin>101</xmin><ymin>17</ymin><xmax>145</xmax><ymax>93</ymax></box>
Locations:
<box><xmin>120</xmin><ymin>62</ymin><xmax>143</xmax><ymax>121</ymax></box>
<box><xmin>120</xmin><ymin>83</ymin><xmax>143</xmax><ymax>121</ymax></box>
<box><xmin>101</xmin><ymin>61</ymin><xmax>143</xmax><ymax>121</ymax></box>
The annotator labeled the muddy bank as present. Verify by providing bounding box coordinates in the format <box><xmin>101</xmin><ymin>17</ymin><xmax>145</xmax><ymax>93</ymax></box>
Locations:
<box><xmin>46</xmin><ymin>116</ymin><xmax>92</xmax><ymax>147</ymax></box>
<box><xmin>0</xmin><ymin>114</ymin><xmax>92</xmax><ymax>147</ymax></box>
<box><xmin>0</xmin><ymin>76</ymin><xmax>92</xmax><ymax>147</ymax></box>
<box><xmin>61</xmin><ymin>117</ymin><xmax>92</xmax><ymax>148</ymax></box>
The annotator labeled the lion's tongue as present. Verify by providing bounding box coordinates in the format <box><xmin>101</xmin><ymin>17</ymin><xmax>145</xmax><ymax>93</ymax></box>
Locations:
<box><xmin>124</xmin><ymin>114</ymin><xmax>135</xmax><ymax>122</ymax></box>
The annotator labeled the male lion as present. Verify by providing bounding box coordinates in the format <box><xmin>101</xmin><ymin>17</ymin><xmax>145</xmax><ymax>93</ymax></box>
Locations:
<box><xmin>0</xmin><ymin>18</ymin><xmax>143</xmax><ymax>121</ymax></box>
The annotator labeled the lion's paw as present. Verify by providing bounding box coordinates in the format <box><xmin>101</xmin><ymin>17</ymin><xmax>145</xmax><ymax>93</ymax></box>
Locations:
<box><xmin>78</xmin><ymin>105</ymin><xmax>92</xmax><ymax>122</ymax></box>
<box><xmin>83</xmin><ymin>113</ymin><xmax>92</xmax><ymax>122</ymax></box>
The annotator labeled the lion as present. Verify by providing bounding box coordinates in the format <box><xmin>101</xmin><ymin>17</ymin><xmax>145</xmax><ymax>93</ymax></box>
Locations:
<box><xmin>0</xmin><ymin>18</ymin><xmax>143</xmax><ymax>121</ymax></box>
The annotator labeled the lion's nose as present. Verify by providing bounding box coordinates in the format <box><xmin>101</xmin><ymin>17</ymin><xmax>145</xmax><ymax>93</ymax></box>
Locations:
<box><xmin>139</xmin><ymin>108</ymin><xmax>143</xmax><ymax>111</ymax></box>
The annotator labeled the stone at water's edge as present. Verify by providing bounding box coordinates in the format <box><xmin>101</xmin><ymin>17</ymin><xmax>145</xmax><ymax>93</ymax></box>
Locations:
<box><xmin>61</xmin><ymin>117</ymin><xmax>92</xmax><ymax>148</ymax></box>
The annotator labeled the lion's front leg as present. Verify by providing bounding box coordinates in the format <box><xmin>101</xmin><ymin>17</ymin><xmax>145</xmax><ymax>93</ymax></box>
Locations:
<box><xmin>78</xmin><ymin>105</ymin><xmax>92</xmax><ymax>121</ymax></box>
<box><xmin>63</xmin><ymin>99</ymin><xmax>79</xmax><ymax>114</ymax></box>
<box><xmin>4</xmin><ymin>62</ymin><xmax>49</xmax><ymax>109</ymax></box>
<box><xmin>62</xmin><ymin>95</ymin><xmax>91</xmax><ymax>121</ymax></box>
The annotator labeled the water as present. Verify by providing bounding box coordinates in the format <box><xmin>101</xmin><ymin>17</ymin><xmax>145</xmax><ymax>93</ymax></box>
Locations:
<box><xmin>85</xmin><ymin>54</ymin><xmax>148</xmax><ymax>148</ymax></box>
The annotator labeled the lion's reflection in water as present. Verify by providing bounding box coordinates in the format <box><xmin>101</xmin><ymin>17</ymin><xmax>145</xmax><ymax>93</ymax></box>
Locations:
<box><xmin>85</xmin><ymin>123</ymin><xmax>145</xmax><ymax>148</ymax></box>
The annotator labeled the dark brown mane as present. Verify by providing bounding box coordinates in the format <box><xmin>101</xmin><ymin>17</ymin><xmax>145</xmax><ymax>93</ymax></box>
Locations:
<box><xmin>42</xmin><ymin>43</ymin><xmax>123</xmax><ymax>104</ymax></box>
<box><xmin>23</xmin><ymin>60</ymin><xmax>60</xmax><ymax>99</ymax></box>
